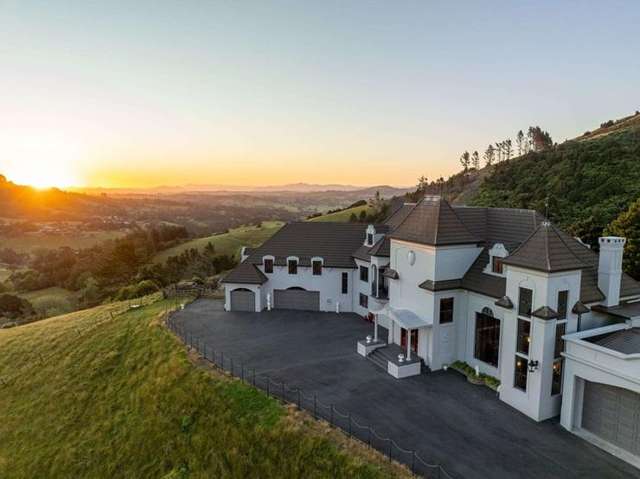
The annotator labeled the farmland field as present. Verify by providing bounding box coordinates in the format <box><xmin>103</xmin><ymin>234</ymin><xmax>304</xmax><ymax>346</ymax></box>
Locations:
<box><xmin>0</xmin><ymin>230</ymin><xmax>125</xmax><ymax>253</ymax></box>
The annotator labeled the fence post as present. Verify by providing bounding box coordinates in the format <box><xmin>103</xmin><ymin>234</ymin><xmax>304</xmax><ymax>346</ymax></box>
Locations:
<box><xmin>282</xmin><ymin>382</ymin><xmax>285</xmax><ymax>402</ymax></box>
<box><xmin>297</xmin><ymin>389</ymin><xmax>301</xmax><ymax>410</ymax></box>
<box><xmin>266</xmin><ymin>377</ymin><xmax>270</xmax><ymax>397</ymax></box>
<box><xmin>241</xmin><ymin>364</ymin><xmax>245</xmax><ymax>383</ymax></box>
<box><xmin>411</xmin><ymin>451</ymin><xmax>415</xmax><ymax>474</ymax></box>
<box><xmin>253</xmin><ymin>368</ymin><xmax>256</xmax><ymax>387</ymax></box>
<box><xmin>313</xmin><ymin>395</ymin><xmax>317</xmax><ymax>419</ymax></box>
<box><xmin>221</xmin><ymin>352</ymin><xmax>224</xmax><ymax>370</ymax></box>
<box><xmin>230</xmin><ymin>358</ymin><xmax>234</xmax><ymax>376</ymax></box>
<box><xmin>348</xmin><ymin>413</ymin><xmax>352</xmax><ymax>437</ymax></box>
<box><xmin>388</xmin><ymin>441</ymin><xmax>392</xmax><ymax>461</ymax></box>
<box><xmin>330</xmin><ymin>405</ymin><xmax>334</xmax><ymax>427</ymax></box>
<box><xmin>368</xmin><ymin>427</ymin><xmax>371</xmax><ymax>447</ymax></box>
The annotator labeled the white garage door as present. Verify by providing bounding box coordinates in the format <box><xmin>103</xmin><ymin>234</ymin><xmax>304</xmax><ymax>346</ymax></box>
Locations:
<box><xmin>274</xmin><ymin>289</ymin><xmax>320</xmax><ymax>311</ymax></box>
<box><xmin>582</xmin><ymin>381</ymin><xmax>640</xmax><ymax>457</ymax></box>
<box><xmin>230</xmin><ymin>289</ymin><xmax>255</xmax><ymax>312</ymax></box>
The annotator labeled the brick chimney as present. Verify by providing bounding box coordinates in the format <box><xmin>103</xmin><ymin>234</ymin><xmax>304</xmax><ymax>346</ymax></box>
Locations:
<box><xmin>598</xmin><ymin>237</ymin><xmax>626</xmax><ymax>307</ymax></box>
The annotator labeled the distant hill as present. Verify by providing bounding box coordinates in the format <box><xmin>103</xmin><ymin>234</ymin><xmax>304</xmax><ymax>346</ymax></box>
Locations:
<box><xmin>0</xmin><ymin>175</ymin><xmax>123</xmax><ymax>221</ymax></box>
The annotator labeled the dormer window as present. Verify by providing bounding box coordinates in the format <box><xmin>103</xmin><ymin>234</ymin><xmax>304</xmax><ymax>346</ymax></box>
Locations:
<box><xmin>485</xmin><ymin>243</ymin><xmax>508</xmax><ymax>276</ymax></box>
<box><xmin>288</xmin><ymin>258</ymin><xmax>298</xmax><ymax>275</ymax></box>
<box><xmin>312</xmin><ymin>259</ymin><xmax>323</xmax><ymax>276</ymax></box>
<box><xmin>367</xmin><ymin>233</ymin><xmax>374</xmax><ymax>245</ymax></box>
<box><xmin>264</xmin><ymin>258</ymin><xmax>274</xmax><ymax>274</ymax></box>
<box><xmin>491</xmin><ymin>256</ymin><xmax>503</xmax><ymax>274</ymax></box>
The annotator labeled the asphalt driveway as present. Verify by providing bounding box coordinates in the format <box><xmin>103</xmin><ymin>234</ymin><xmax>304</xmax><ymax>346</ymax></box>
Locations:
<box><xmin>171</xmin><ymin>299</ymin><xmax>640</xmax><ymax>479</ymax></box>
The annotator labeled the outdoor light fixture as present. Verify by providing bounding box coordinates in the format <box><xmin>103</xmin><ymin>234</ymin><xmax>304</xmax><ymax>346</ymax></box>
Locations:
<box><xmin>366</xmin><ymin>335</ymin><xmax>372</xmax><ymax>344</ymax></box>
<box><xmin>528</xmin><ymin>359</ymin><xmax>539</xmax><ymax>373</ymax></box>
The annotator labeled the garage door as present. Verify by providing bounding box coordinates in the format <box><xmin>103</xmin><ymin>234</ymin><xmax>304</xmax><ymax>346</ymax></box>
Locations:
<box><xmin>230</xmin><ymin>289</ymin><xmax>255</xmax><ymax>312</ymax></box>
<box><xmin>582</xmin><ymin>381</ymin><xmax>640</xmax><ymax>456</ymax></box>
<box><xmin>274</xmin><ymin>289</ymin><xmax>320</xmax><ymax>311</ymax></box>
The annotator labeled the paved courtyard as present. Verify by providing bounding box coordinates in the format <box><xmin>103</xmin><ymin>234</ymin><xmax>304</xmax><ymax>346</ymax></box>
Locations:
<box><xmin>171</xmin><ymin>299</ymin><xmax>640</xmax><ymax>479</ymax></box>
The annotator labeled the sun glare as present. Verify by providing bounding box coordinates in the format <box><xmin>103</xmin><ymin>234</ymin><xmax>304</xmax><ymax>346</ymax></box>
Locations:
<box><xmin>2</xmin><ymin>132</ymin><xmax>83</xmax><ymax>189</ymax></box>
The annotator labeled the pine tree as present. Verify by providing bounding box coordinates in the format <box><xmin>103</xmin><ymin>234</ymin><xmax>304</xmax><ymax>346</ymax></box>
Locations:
<box><xmin>483</xmin><ymin>145</ymin><xmax>495</xmax><ymax>166</ymax></box>
<box><xmin>459</xmin><ymin>151</ymin><xmax>471</xmax><ymax>172</ymax></box>
<box><xmin>516</xmin><ymin>130</ymin><xmax>525</xmax><ymax>156</ymax></box>
<box><xmin>471</xmin><ymin>151</ymin><xmax>480</xmax><ymax>170</ymax></box>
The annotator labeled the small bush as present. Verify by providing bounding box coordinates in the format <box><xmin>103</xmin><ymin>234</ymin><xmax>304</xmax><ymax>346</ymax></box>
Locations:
<box><xmin>116</xmin><ymin>280</ymin><xmax>160</xmax><ymax>301</ymax></box>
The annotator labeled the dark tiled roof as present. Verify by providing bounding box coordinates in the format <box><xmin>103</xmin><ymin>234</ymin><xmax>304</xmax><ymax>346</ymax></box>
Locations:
<box><xmin>418</xmin><ymin>279</ymin><xmax>462</xmax><ymax>292</ymax></box>
<box><xmin>384</xmin><ymin>202</ymin><xmax>416</xmax><ymax>229</ymax></box>
<box><xmin>572</xmin><ymin>301</ymin><xmax>590</xmax><ymax>315</ymax></box>
<box><xmin>353</xmin><ymin>244</ymin><xmax>372</xmax><ymax>262</ymax></box>
<box><xmin>495</xmin><ymin>296</ymin><xmax>514</xmax><ymax>309</ymax></box>
<box><xmin>221</xmin><ymin>261</ymin><xmax>268</xmax><ymax>284</ymax></box>
<box><xmin>532</xmin><ymin>305</ymin><xmax>559</xmax><ymax>320</ymax></box>
<box><xmin>502</xmin><ymin>222</ymin><xmax>586</xmax><ymax>273</ymax></box>
<box><xmin>368</xmin><ymin>237</ymin><xmax>390</xmax><ymax>257</ymax></box>
<box><xmin>460</xmin><ymin>249</ymin><xmax>506</xmax><ymax>299</ymax></box>
<box><xmin>246</xmin><ymin>222</ymin><xmax>369</xmax><ymax>269</ymax></box>
<box><xmin>591</xmin><ymin>301</ymin><xmax>640</xmax><ymax>320</ymax></box>
<box><xmin>383</xmin><ymin>268</ymin><xmax>399</xmax><ymax>279</ymax></box>
<box><xmin>390</xmin><ymin>197</ymin><xmax>479</xmax><ymax>246</ymax></box>
<box><xmin>592</xmin><ymin>328</ymin><xmax>640</xmax><ymax>354</ymax></box>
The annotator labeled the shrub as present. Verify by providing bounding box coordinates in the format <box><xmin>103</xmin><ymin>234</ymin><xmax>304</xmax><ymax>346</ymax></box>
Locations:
<box><xmin>116</xmin><ymin>280</ymin><xmax>160</xmax><ymax>301</ymax></box>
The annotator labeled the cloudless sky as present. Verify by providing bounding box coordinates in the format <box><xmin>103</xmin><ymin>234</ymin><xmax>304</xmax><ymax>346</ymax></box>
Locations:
<box><xmin>1</xmin><ymin>1</ymin><xmax>639</xmax><ymax>188</ymax></box>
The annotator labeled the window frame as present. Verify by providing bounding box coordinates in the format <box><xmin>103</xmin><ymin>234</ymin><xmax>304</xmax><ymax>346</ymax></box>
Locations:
<box><xmin>557</xmin><ymin>290</ymin><xmax>568</xmax><ymax>320</ymax></box>
<box><xmin>359</xmin><ymin>265</ymin><xmax>369</xmax><ymax>282</ymax></box>
<box><xmin>516</xmin><ymin>318</ymin><xmax>531</xmax><ymax>355</ymax></box>
<box><xmin>514</xmin><ymin>355</ymin><xmax>528</xmax><ymax>392</ymax></box>
<box><xmin>473</xmin><ymin>312</ymin><xmax>501</xmax><ymax>368</ymax></box>
<box><xmin>288</xmin><ymin>259</ymin><xmax>298</xmax><ymax>275</ymax></box>
<box><xmin>359</xmin><ymin>293</ymin><xmax>368</xmax><ymax>308</ymax></box>
<box><xmin>341</xmin><ymin>272</ymin><xmax>348</xmax><ymax>294</ymax></box>
<box><xmin>518</xmin><ymin>287</ymin><xmax>533</xmax><ymax>317</ymax></box>
<box><xmin>551</xmin><ymin>320</ymin><xmax>567</xmax><ymax>396</ymax></box>
<box><xmin>439</xmin><ymin>297</ymin><xmax>454</xmax><ymax>324</ymax></box>
<box><xmin>367</xmin><ymin>233</ymin><xmax>374</xmax><ymax>246</ymax></box>
<box><xmin>312</xmin><ymin>259</ymin><xmax>323</xmax><ymax>276</ymax></box>
<box><xmin>491</xmin><ymin>256</ymin><xmax>504</xmax><ymax>274</ymax></box>
<box><xmin>263</xmin><ymin>258</ymin><xmax>274</xmax><ymax>274</ymax></box>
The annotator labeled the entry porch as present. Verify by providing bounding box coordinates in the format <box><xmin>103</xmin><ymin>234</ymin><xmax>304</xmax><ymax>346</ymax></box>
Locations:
<box><xmin>357</xmin><ymin>305</ymin><xmax>431</xmax><ymax>378</ymax></box>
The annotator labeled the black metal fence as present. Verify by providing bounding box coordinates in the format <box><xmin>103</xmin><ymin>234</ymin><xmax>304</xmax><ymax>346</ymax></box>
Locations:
<box><xmin>166</xmin><ymin>313</ymin><xmax>455</xmax><ymax>479</ymax></box>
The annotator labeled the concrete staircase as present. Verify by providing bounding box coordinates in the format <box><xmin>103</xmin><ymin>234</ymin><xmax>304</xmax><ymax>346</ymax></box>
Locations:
<box><xmin>367</xmin><ymin>348</ymin><xmax>388</xmax><ymax>371</ymax></box>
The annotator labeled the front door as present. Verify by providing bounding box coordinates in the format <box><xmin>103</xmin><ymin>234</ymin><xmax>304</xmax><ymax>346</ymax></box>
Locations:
<box><xmin>400</xmin><ymin>328</ymin><xmax>418</xmax><ymax>354</ymax></box>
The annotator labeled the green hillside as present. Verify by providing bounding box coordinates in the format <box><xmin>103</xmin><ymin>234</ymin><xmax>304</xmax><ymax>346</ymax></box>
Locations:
<box><xmin>152</xmin><ymin>221</ymin><xmax>284</xmax><ymax>264</ymax></box>
<box><xmin>309</xmin><ymin>204</ymin><xmax>373</xmax><ymax>222</ymax></box>
<box><xmin>0</xmin><ymin>295</ymin><xmax>408</xmax><ymax>478</ymax></box>
<box><xmin>470</xmin><ymin>117</ymin><xmax>640</xmax><ymax>247</ymax></box>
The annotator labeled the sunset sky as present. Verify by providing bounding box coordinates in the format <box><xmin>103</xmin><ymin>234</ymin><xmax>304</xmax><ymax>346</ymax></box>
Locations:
<box><xmin>1</xmin><ymin>1</ymin><xmax>639</xmax><ymax>189</ymax></box>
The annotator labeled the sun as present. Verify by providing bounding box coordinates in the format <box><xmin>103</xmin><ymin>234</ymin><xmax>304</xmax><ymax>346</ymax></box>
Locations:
<box><xmin>2</xmin><ymin>132</ymin><xmax>83</xmax><ymax>189</ymax></box>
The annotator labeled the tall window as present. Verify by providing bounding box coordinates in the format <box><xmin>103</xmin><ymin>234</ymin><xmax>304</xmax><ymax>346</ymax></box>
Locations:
<box><xmin>492</xmin><ymin>256</ymin><xmax>504</xmax><ymax>274</ymax></box>
<box><xmin>312</xmin><ymin>260</ymin><xmax>322</xmax><ymax>276</ymax></box>
<box><xmin>440</xmin><ymin>298</ymin><xmax>454</xmax><ymax>324</ymax></box>
<box><xmin>518</xmin><ymin>288</ymin><xmax>533</xmax><ymax>317</ymax></box>
<box><xmin>557</xmin><ymin>290</ymin><xmax>568</xmax><ymax>320</ymax></box>
<box><xmin>264</xmin><ymin>258</ymin><xmax>273</xmax><ymax>274</ymax></box>
<box><xmin>516</xmin><ymin>319</ymin><xmax>531</xmax><ymax>355</ymax></box>
<box><xmin>474</xmin><ymin>312</ymin><xmax>500</xmax><ymax>367</ymax></box>
<box><xmin>359</xmin><ymin>293</ymin><xmax>368</xmax><ymax>308</ymax></box>
<box><xmin>552</xmin><ymin>322</ymin><xmax>566</xmax><ymax>395</ymax></box>
<box><xmin>359</xmin><ymin>265</ymin><xmax>369</xmax><ymax>282</ymax></box>
<box><xmin>514</xmin><ymin>356</ymin><xmax>528</xmax><ymax>391</ymax></box>
<box><xmin>341</xmin><ymin>272</ymin><xmax>348</xmax><ymax>294</ymax></box>
<box><xmin>288</xmin><ymin>259</ymin><xmax>297</xmax><ymax>275</ymax></box>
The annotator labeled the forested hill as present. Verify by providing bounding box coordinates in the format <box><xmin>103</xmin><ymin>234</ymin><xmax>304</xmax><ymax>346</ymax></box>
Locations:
<box><xmin>470</xmin><ymin>113</ymin><xmax>640</xmax><ymax>249</ymax></box>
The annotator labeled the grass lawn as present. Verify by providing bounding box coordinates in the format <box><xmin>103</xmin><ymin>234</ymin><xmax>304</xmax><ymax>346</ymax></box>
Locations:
<box><xmin>309</xmin><ymin>205</ymin><xmax>373</xmax><ymax>223</ymax></box>
<box><xmin>0</xmin><ymin>267</ymin><xmax>11</xmax><ymax>282</ymax></box>
<box><xmin>0</xmin><ymin>296</ymin><xmax>408</xmax><ymax>478</ymax></box>
<box><xmin>20</xmin><ymin>287</ymin><xmax>80</xmax><ymax>317</ymax></box>
<box><xmin>0</xmin><ymin>230</ymin><xmax>125</xmax><ymax>253</ymax></box>
<box><xmin>152</xmin><ymin>221</ymin><xmax>284</xmax><ymax>264</ymax></box>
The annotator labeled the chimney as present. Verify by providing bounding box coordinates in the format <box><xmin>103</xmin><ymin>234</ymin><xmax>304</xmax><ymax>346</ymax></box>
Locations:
<box><xmin>598</xmin><ymin>237</ymin><xmax>626</xmax><ymax>307</ymax></box>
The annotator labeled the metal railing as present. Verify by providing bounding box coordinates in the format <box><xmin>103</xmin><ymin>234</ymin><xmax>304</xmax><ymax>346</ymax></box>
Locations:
<box><xmin>166</xmin><ymin>313</ymin><xmax>455</xmax><ymax>479</ymax></box>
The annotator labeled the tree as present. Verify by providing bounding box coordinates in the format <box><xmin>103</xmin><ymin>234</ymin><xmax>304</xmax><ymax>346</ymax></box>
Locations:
<box><xmin>605</xmin><ymin>197</ymin><xmax>640</xmax><ymax>279</ymax></box>
<box><xmin>483</xmin><ymin>145</ymin><xmax>495</xmax><ymax>166</ymax></box>
<box><xmin>349</xmin><ymin>213</ymin><xmax>357</xmax><ymax>223</ymax></box>
<box><xmin>471</xmin><ymin>151</ymin><xmax>480</xmax><ymax>170</ymax></box>
<box><xmin>503</xmin><ymin>139</ymin><xmax>513</xmax><ymax>161</ymax></box>
<box><xmin>416</xmin><ymin>175</ymin><xmax>429</xmax><ymax>193</ymax></box>
<box><xmin>516</xmin><ymin>130</ymin><xmax>525</xmax><ymax>156</ymax></box>
<box><xmin>459</xmin><ymin>151</ymin><xmax>471</xmax><ymax>172</ymax></box>
<box><xmin>495</xmin><ymin>142</ymin><xmax>503</xmax><ymax>162</ymax></box>
<box><xmin>527</xmin><ymin>126</ymin><xmax>553</xmax><ymax>152</ymax></box>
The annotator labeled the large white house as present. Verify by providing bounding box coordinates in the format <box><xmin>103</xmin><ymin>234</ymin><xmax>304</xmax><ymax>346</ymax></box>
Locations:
<box><xmin>222</xmin><ymin>197</ymin><xmax>640</xmax><ymax>465</ymax></box>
